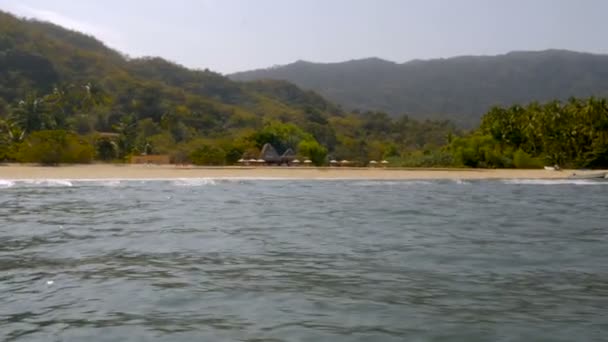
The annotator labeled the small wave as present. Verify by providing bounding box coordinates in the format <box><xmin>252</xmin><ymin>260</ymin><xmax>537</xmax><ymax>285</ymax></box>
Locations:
<box><xmin>0</xmin><ymin>179</ymin><xmax>15</xmax><ymax>188</ymax></box>
<box><xmin>351</xmin><ymin>180</ymin><xmax>435</xmax><ymax>186</ymax></box>
<box><xmin>22</xmin><ymin>179</ymin><xmax>73</xmax><ymax>187</ymax></box>
<box><xmin>502</xmin><ymin>179</ymin><xmax>608</xmax><ymax>185</ymax></box>
<box><xmin>172</xmin><ymin>178</ymin><xmax>217</xmax><ymax>186</ymax></box>
<box><xmin>96</xmin><ymin>180</ymin><xmax>123</xmax><ymax>187</ymax></box>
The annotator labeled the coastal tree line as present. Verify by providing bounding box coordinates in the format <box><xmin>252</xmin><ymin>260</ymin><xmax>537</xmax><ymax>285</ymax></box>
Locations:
<box><xmin>0</xmin><ymin>82</ymin><xmax>456</xmax><ymax>165</ymax></box>
<box><xmin>1</xmin><ymin>82</ymin><xmax>607</xmax><ymax>168</ymax></box>
<box><xmin>448</xmin><ymin>97</ymin><xmax>608</xmax><ymax>168</ymax></box>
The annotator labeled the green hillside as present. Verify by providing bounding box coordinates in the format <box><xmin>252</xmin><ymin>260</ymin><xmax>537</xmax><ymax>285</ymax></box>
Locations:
<box><xmin>0</xmin><ymin>10</ymin><xmax>456</xmax><ymax>165</ymax></box>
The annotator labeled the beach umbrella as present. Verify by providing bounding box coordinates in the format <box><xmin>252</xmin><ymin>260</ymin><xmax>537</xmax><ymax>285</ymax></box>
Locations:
<box><xmin>340</xmin><ymin>160</ymin><xmax>349</xmax><ymax>164</ymax></box>
<box><xmin>292</xmin><ymin>159</ymin><xmax>300</xmax><ymax>163</ymax></box>
<box><xmin>237</xmin><ymin>158</ymin><xmax>245</xmax><ymax>163</ymax></box>
<box><xmin>248</xmin><ymin>158</ymin><xmax>257</xmax><ymax>163</ymax></box>
<box><xmin>369</xmin><ymin>160</ymin><xmax>378</xmax><ymax>164</ymax></box>
<box><xmin>257</xmin><ymin>159</ymin><xmax>266</xmax><ymax>163</ymax></box>
<box><xmin>381</xmin><ymin>160</ymin><xmax>389</xmax><ymax>164</ymax></box>
<box><xmin>304</xmin><ymin>159</ymin><xmax>312</xmax><ymax>164</ymax></box>
<box><xmin>330</xmin><ymin>159</ymin><xmax>338</xmax><ymax>164</ymax></box>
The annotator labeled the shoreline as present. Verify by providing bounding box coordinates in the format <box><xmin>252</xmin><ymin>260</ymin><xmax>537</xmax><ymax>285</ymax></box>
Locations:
<box><xmin>0</xmin><ymin>163</ymin><xmax>595</xmax><ymax>180</ymax></box>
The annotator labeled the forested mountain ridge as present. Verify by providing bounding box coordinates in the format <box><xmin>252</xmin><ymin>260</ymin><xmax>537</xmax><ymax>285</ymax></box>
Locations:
<box><xmin>0</xmin><ymin>10</ymin><xmax>336</xmax><ymax>121</ymax></box>
<box><xmin>0</xmin><ymin>10</ymin><xmax>457</xmax><ymax>165</ymax></box>
<box><xmin>230</xmin><ymin>50</ymin><xmax>608</xmax><ymax>127</ymax></box>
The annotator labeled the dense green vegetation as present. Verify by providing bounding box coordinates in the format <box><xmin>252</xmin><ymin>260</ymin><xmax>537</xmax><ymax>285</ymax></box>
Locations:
<box><xmin>472</xmin><ymin>98</ymin><xmax>608</xmax><ymax>168</ymax></box>
<box><xmin>0</xmin><ymin>11</ymin><xmax>456</xmax><ymax>166</ymax></box>
<box><xmin>230</xmin><ymin>51</ymin><xmax>608</xmax><ymax>127</ymax></box>
<box><xmin>1</xmin><ymin>11</ymin><xmax>607</xmax><ymax>168</ymax></box>
<box><xmin>386</xmin><ymin>97</ymin><xmax>608</xmax><ymax>169</ymax></box>
<box><xmin>0</xmin><ymin>83</ymin><xmax>457</xmax><ymax>165</ymax></box>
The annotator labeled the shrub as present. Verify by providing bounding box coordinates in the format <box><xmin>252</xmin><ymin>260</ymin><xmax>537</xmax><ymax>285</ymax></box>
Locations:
<box><xmin>513</xmin><ymin>149</ymin><xmax>543</xmax><ymax>169</ymax></box>
<box><xmin>190</xmin><ymin>145</ymin><xmax>226</xmax><ymax>165</ymax></box>
<box><xmin>398</xmin><ymin>150</ymin><xmax>454</xmax><ymax>167</ymax></box>
<box><xmin>95</xmin><ymin>137</ymin><xmax>118</xmax><ymax>161</ymax></box>
<box><xmin>16</xmin><ymin>130</ymin><xmax>94</xmax><ymax>165</ymax></box>
<box><xmin>297</xmin><ymin>139</ymin><xmax>327</xmax><ymax>166</ymax></box>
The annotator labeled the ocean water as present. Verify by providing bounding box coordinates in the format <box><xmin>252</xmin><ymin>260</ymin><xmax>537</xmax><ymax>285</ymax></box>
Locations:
<box><xmin>1</xmin><ymin>178</ymin><xmax>607</xmax><ymax>341</ymax></box>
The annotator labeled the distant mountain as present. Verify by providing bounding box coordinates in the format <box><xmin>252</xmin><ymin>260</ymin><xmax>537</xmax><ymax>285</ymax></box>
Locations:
<box><xmin>230</xmin><ymin>50</ymin><xmax>608</xmax><ymax>127</ymax></box>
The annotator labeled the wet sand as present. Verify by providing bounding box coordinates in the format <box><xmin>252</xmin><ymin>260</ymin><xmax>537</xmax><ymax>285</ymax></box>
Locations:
<box><xmin>0</xmin><ymin>164</ymin><xmax>586</xmax><ymax>180</ymax></box>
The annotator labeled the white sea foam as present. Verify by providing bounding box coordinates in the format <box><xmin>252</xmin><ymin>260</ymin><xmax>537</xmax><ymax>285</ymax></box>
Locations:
<box><xmin>172</xmin><ymin>178</ymin><xmax>217</xmax><ymax>186</ymax></box>
<box><xmin>1</xmin><ymin>177</ymin><xmax>285</xmax><ymax>188</ymax></box>
<box><xmin>21</xmin><ymin>179</ymin><xmax>73</xmax><ymax>187</ymax></box>
<box><xmin>351</xmin><ymin>180</ymin><xmax>435</xmax><ymax>186</ymax></box>
<box><xmin>0</xmin><ymin>179</ymin><xmax>15</xmax><ymax>188</ymax></box>
<box><xmin>502</xmin><ymin>179</ymin><xmax>608</xmax><ymax>185</ymax></box>
<box><xmin>96</xmin><ymin>179</ymin><xmax>123</xmax><ymax>187</ymax></box>
<box><xmin>3</xmin><ymin>177</ymin><xmax>606</xmax><ymax>188</ymax></box>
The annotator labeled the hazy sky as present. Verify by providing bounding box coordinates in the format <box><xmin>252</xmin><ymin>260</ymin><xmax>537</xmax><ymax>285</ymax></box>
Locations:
<box><xmin>1</xmin><ymin>0</ymin><xmax>607</xmax><ymax>74</ymax></box>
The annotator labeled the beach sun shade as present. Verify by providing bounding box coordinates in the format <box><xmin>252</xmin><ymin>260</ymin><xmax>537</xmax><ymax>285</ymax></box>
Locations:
<box><xmin>238</xmin><ymin>159</ymin><xmax>245</xmax><ymax>163</ymax></box>
<box><xmin>292</xmin><ymin>159</ymin><xmax>300</xmax><ymax>163</ymax></box>
<box><xmin>330</xmin><ymin>160</ymin><xmax>338</xmax><ymax>164</ymax></box>
<box><xmin>304</xmin><ymin>160</ymin><xmax>312</xmax><ymax>163</ymax></box>
<box><xmin>257</xmin><ymin>159</ymin><xmax>266</xmax><ymax>163</ymax></box>
<box><xmin>369</xmin><ymin>160</ymin><xmax>378</xmax><ymax>164</ymax></box>
<box><xmin>381</xmin><ymin>160</ymin><xmax>389</xmax><ymax>164</ymax></box>
<box><xmin>340</xmin><ymin>160</ymin><xmax>349</xmax><ymax>164</ymax></box>
<box><xmin>248</xmin><ymin>158</ymin><xmax>258</xmax><ymax>163</ymax></box>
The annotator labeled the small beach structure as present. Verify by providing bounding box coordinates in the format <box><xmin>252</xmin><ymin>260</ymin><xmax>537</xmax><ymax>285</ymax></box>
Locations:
<box><xmin>369</xmin><ymin>160</ymin><xmax>378</xmax><ymax>167</ymax></box>
<box><xmin>303</xmin><ymin>159</ymin><xmax>312</xmax><ymax>166</ymax></box>
<box><xmin>292</xmin><ymin>159</ymin><xmax>301</xmax><ymax>165</ymax></box>
<box><xmin>259</xmin><ymin>143</ymin><xmax>281</xmax><ymax>165</ymax></box>
<box><xmin>330</xmin><ymin>159</ymin><xmax>338</xmax><ymax>166</ymax></box>
<box><xmin>340</xmin><ymin>160</ymin><xmax>350</xmax><ymax>166</ymax></box>
<box><xmin>281</xmin><ymin>148</ymin><xmax>296</xmax><ymax>165</ymax></box>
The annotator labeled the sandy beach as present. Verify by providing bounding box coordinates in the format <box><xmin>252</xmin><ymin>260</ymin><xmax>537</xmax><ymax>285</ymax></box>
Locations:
<box><xmin>0</xmin><ymin>163</ymin><xmax>594</xmax><ymax>180</ymax></box>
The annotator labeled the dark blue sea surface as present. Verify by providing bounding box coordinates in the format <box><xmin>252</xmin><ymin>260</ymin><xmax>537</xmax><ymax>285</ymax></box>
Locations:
<box><xmin>1</xmin><ymin>178</ymin><xmax>607</xmax><ymax>341</ymax></box>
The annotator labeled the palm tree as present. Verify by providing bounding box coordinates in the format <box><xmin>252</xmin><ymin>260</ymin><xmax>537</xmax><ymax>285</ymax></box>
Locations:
<box><xmin>112</xmin><ymin>114</ymin><xmax>136</xmax><ymax>157</ymax></box>
<box><xmin>9</xmin><ymin>94</ymin><xmax>56</xmax><ymax>135</ymax></box>
<box><xmin>45</xmin><ymin>84</ymin><xmax>75</xmax><ymax>129</ymax></box>
<box><xmin>81</xmin><ymin>82</ymin><xmax>109</xmax><ymax>112</ymax></box>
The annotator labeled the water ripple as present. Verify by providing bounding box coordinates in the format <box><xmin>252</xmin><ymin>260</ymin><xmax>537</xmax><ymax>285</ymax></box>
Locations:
<box><xmin>0</xmin><ymin>180</ymin><xmax>607</xmax><ymax>341</ymax></box>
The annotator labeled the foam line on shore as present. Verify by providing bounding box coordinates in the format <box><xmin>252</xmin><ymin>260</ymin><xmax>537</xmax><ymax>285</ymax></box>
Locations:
<box><xmin>502</xmin><ymin>179</ymin><xmax>608</xmax><ymax>185</ymax></box>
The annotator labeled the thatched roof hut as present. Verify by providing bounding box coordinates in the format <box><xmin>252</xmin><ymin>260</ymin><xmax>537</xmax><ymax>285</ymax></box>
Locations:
<box><xmin>259</xmin><ymin>143</ymin><xmax>280</xmax><ymax>163</ymax></box>
<box><xmin>281</xmin><ymin>148</ymin><xmax>296</xmax><ymax>164</ymax></box>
